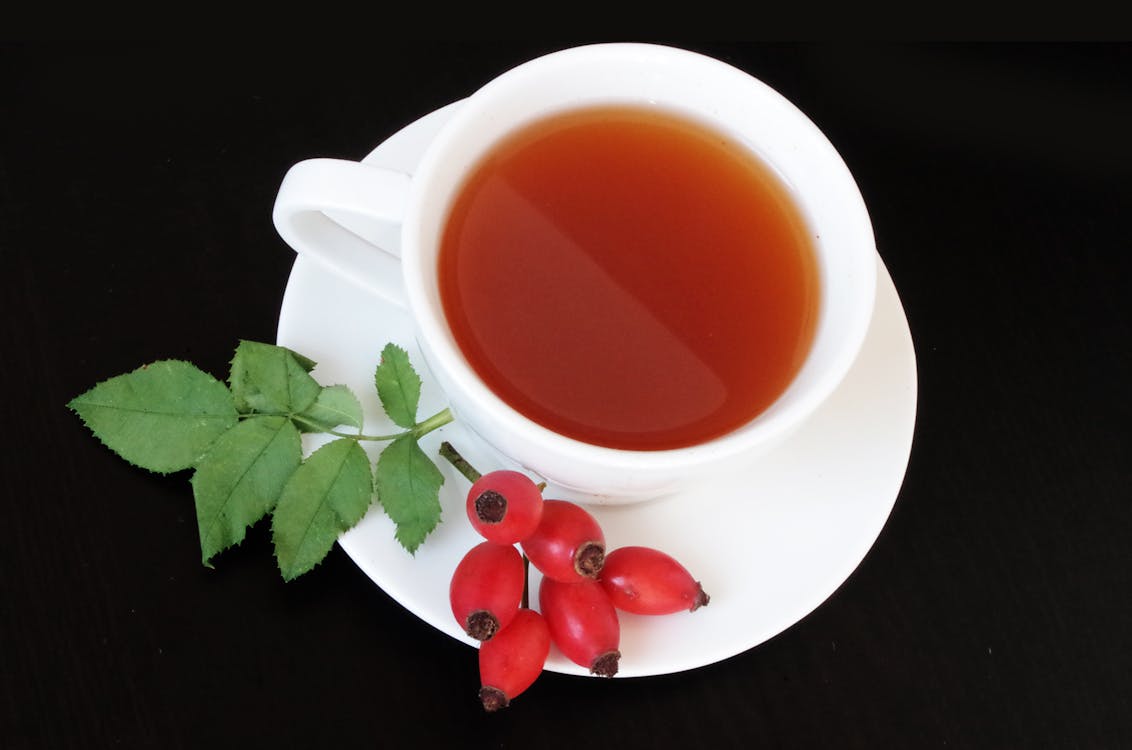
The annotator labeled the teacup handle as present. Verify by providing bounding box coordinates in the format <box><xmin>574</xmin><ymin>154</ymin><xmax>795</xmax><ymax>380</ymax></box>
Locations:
<box><xmin>272</xmin><ymin>158</ymin><xmax>413</xmax><ymax>308</ymax></box>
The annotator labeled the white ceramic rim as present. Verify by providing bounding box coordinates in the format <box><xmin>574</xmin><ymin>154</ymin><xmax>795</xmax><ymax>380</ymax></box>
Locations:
<box><xmin>401</xmin><ymin>43</ymin><xmax>877</xmax><ymax>474</ymax></box>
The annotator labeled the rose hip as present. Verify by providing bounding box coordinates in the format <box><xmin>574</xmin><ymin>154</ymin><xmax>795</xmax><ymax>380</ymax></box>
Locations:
<box><xmin>466</xmin><ymin>469</ymin><xmax>543</xmax><ymax>544</ymax></box>
<box><xmin>478</xmin><ymin>608</ymin><xmax>551</xmax><ymax>711</ymax></box>
<box><xmin>599</xmin><ymin>546</ymin><xmax>710</xmax><ymax>615</ymax></box>
<box><xmin>539</xmin><ymin>577</ymin><xmax>620</xmax><ymax>677</ymax></box>
<box><xmin>521</xmin><ymin>500</ymin><xmax>605</xmax><ymax>583</ymax></box>
<box><xmin>450</xmin><ymin>542</ymin><xmax>525</xmax><ymax>641</ymax></box>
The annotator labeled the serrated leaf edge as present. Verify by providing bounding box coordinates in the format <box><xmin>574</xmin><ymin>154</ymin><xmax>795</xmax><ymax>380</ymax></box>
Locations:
<box><xmin>66</xmin><ymin>359</ymin><xmax>238</xmax><ymax>475</ymax></box>
<box><xmin>375</xmin><ymin>435</ymin><xmax>444</xmax><ymax>555</ymax></box>
<box><xmin>374</xmin><ymin>343</ymin><xmax>422</xmax><ymax>429</ymax></box>
<box><xmin>272</xmin><ymin>439</ymin><xmax>374</xmax><ymax>581</ymax></box>
<box><xmin>192</xmin><ymin>416</ymin><xmax>300</xmax><ymax>567</ymax></box>
<box><xmin>228</xmin><ymin>341</ymin><xmax>321</xmax><ymax>416</ymax></box>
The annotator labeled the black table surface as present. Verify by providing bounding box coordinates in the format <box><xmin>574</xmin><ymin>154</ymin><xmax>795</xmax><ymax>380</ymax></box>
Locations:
<box><xmin>2</xmin><ymin>43</ymin><xmax>1128</xmax><ymax>749</ymax></box>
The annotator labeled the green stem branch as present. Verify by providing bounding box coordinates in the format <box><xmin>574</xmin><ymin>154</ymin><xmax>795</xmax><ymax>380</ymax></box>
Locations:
<box><xmin>413</xmin><ymin>408</ymin><xmax>455</xmax><ymax>439</ymax></box>
<box><xmin>245</xmin><ymin>407</ymin><xmax>454</xmax><ymax>444</ymax></box>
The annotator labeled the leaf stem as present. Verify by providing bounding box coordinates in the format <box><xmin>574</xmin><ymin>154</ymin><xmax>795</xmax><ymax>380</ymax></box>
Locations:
<box><xmin>329</xmin><ymin>427</ymin><xmax>404</xmax><ymax>441</ymax></box>
<box><xmin>285</xmin><ymin>413</ymin><xmax>403</xmax><ymax>441</ymax></box>
<box><xmin>439</xmin><ymin>441</ymin><xmax>482</xmax><ymax>483</ymax></box>
<box><xmin>412</xmin><ymin>407</ymin><xmax>455</xmax><ymax>439</ymax></box>
<box><xmin>245</xmin><ymin>407</ymin><xmax>454</xmax><ymax>444</ymax></box>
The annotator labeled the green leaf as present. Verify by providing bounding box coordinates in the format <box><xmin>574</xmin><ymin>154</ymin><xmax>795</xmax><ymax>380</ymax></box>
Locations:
<box><xmin>229</xmin><ymin>340</ymin><xmax>321</xmax><ymax>415</ymax></box>
<box><xmin>374</xmin><ymin>343</ymin><xmax>421</xmax><ymax>429</ymax></box>
<box><xmin>67</xmin><ymin>360</ymin><xmax>238</xmax><ymax>474</ymax></box>
<box><xmin>272</xmin><ymin>439</ymin><xmax>374</xmax><ymax>580</ymax></box>
<box><xmin>374</xmin><ymin>435</ymin><xmax>444</xmax><ymax>554</ymax></box>
<box><xmin>296</xmin><ymin>385</ymin><xmax>364</xmax><ymax>433</ymax></box>
<box><xmin>287</xmin><ymin>349</ymin><xmax>318</xmax><ymax>373</ymax></box>
<box><xmin>190</xmin><ymin>416</ymin><xmax>302</xmax><ymax>566</ymax></box>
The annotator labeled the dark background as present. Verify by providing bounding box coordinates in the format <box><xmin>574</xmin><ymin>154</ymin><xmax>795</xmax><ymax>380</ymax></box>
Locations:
<box><xmin>2</xmin><ymin>43</ymin><xmax>1128</xmax><ymax>749</ymax></box>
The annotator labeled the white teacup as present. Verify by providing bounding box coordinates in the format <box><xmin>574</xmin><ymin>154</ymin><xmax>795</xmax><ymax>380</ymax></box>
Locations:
<box><xmin>273</xmin><ymin>43</ymin><xmax>877</xmax><ymax>503</ymax></box>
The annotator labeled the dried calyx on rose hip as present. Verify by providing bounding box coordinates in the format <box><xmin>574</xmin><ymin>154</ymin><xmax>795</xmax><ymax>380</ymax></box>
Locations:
<box><xmin>466</xmin><ymin>469</ymin><xmax>544</xmax><ymax>545</ymax></box>
<box><xmin>599</xmin><ymin>545</ymin><xmax>710</xmax><ymax>615</ymax></box>
<box><xmin>478</xmin><ymin>608</ymin><xmax>551</xmax><ymax>711</ymax></box>
<box><xmin>450</xmin><ymin>541</ymin><xmax>525</xmax><ymax>641</ymax></box>
<box><xmin>521</xmin><ymin>499</ymin><xmax>606</xmax><ymax>583</ymax></box>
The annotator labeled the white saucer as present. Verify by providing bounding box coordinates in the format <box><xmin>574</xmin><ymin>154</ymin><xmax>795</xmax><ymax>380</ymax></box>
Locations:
<box><xmin>275</xmin><ymin>101</ymin><xmax>918</xmax><ymax>678</ymax></box>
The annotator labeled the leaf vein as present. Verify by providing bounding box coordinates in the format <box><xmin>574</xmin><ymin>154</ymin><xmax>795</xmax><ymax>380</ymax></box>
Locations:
<box><xmin>288</xmin><ymin>445</ymin><xmax>354</xmax><ymax>564</ymax></box>
<box><xmin>72</xmin><ymin>401</ymin><xmax>233</xmax><ymax>418</ymax></box>
<box><xmin>201</xmin><ymin>420</ymin><xmax>289</xmax><ymax>552</ymax></box>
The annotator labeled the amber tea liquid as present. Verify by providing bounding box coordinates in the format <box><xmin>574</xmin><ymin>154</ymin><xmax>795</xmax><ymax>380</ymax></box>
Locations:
<box><xmin>438</xmin><ymin>106</ymin><xmax>819</xmax><ymax>450</ymax></box>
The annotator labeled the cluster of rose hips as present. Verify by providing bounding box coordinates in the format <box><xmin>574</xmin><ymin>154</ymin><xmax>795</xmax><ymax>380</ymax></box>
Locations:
<box><xmin>448</xmin><ymin>464</ymin><xmax>709</xmax><ymax>712</ymax></box>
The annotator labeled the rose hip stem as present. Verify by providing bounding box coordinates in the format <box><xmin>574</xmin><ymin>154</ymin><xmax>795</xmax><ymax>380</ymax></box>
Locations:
<box><xmin>440</xmin><ymin>440</ymin><xmax>549</xmax><ymax>493</ymax></box>
<box><xmin>440</xmin><ymin>441</ymin><xmax>481</xmax><ymax>483</ymax></box>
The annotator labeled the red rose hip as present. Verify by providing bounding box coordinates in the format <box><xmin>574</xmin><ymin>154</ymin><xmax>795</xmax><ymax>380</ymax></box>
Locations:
<box><xmin>599</xmin><ymin>546</ymin><xmax>710</xmax><ymax>615</ymax></box>
<box><xmin>478</xmin><ymin>608</ymin><xmax>551</xmax><ymax>711</ymax></box>
<box><xmin>466</xmin><ymin>469</ymin><xmax>543</xmax><ymax>544</ymax></box>
<box><xmin>450</xmin><ymin>542</ymin><xmax>525</xmax><ymax>641</ymax></box>
<box><xmin>539</xmin><ymin>577</ymin><xmax>620</xmax><ymax>677</ymax></box>
<box><xmin>521</xmin><ymin>500</ymin><xmax>606</xmax><ymax>583</ymax></box>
